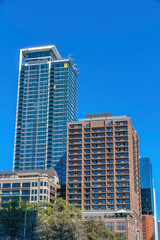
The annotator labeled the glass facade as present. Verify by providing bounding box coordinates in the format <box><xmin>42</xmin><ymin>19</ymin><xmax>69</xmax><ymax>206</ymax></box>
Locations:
<box><xmin>140</xmin><ymin>157</ymin><xmax>154</xmax><ymax>215</ymax></box>
<box><xmin>13</xmin><ymin>46</ymin><xmax>77</xmax><ymax>196</ymax></box>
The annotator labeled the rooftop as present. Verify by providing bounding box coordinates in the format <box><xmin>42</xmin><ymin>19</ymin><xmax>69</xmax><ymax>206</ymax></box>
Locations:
<box><xmin>21</xmin><ymin>45</ymin><xmax>62</xmax><ymax>60</ymax></box>
<box><xmin>86</xmin><ymin>113</ymin><xmax>112</xmax><ymax>118</ymax></box>
<box><xmin>0</xmin><ymin>169</ymin><xmax>58</xmax><ymax>179</ymax></box>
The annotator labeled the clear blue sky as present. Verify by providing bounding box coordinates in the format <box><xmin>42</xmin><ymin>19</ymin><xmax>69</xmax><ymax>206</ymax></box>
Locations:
<box><xmin>0</xmin><ymin>0</ymin><xmax>160</xmax><ymax>220</ymax></box>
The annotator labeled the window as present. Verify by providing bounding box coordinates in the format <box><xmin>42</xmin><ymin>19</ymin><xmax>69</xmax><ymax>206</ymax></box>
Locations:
<box><xmin>12</xmin><ymin>183</ymin><xmax>20</xmax><ymax>188</ymax></box>
<box><xmin>109</xmin><ymin>205</ymin><xmax>114</xmax><ymax>210</ymax></box>
<box><xmin>101</xmin><ymin>176</ymin><xmax>105</xmax><ymax>180</ymax></box>
<box><xmin>117</xmin><ymin>188</ymin><xmax>122</xmax><ymax>192</ymax></box>
<box><xmin>109</xmin><ymin>188</ymin><xmax>114</xmax><ymax>192</ymax></box>
<box><xmin>85</xmin><ymin>134</ymin><xmax>90</xmax><ymax>138</ymax></box>
<box><xmin>12</xmin><ymin>190</ymin><xmax>20</xmax><ymax>195</ymax></box>
<box><xmin>117</xmin><ymin>176</ymin><xmax>122</xmax><ymax>180</ymax></box>
<box><xmin>21</xmin><ymin>196</ymin><xmax>30</xmax><ymax>201</ymax></box>
<box><xmin>85</xmin><ymin>144</ymin><xmax>90</xmax><ymax>148</ymax></box>
<box><xmin>125</xmin><ymin>205</ymin><xmax>130</xmax><ymax>209</ymax></box>
<box><xmin>85</xmin><ymin>166</ymin><xmax>90</xmax><ymax>170</ymax></box>
<box><xmin>3</xmin><ymin>183</ymin><xmax>11</xmax><ymax>188</ymax></box>
<box><xmin>22</xmin><ymin>182</ymin><xmax>30</xmax><ymax>188</ymax></box>
<box><xmin>93</xmin><ymin>128</ymin><xmax>97</xmax><ymax>132</ymax></box>
<box><xmin>85</xmin><ymin>129</ymin><xmax>90</xmax><ymax>132</ymax></box>
<box><xmin>108</xmin><ymin>132</ymin><xmax>112</xmax><ymax>136</ymax></box>
<box><xmin>85</xmin><ymin>160</ymin><xmax>90</xmax><ymax>164</ymax></box>
<box><xmin>108</xmin><ymin>176</ymin><xmax>113</xmax><ymax>180</ymax></box>
<box><xmin>117</xmin><ymin>222</ymin><xmax>126</xmax><ymax>231</ymax></box>
<box><xmin>2</xmin><ymin>191</ymin><xmax>10</xmax><ymax>196</ymax></box>
<box><xmin>22</xmin><ymin>190</ymin><xmax>30</xmax><ymax>195</ymax></box>
<box><xmin>109</xmin><ymin>194</ymin><xmax>114</xmax><ymax>198</ymax></box>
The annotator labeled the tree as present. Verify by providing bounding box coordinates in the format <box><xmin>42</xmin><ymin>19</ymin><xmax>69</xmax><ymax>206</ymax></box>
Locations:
<box><xmin>80</xmin><ymin>217</ymin><xmax>126</xmax><ymax>240</ymax></box>
<box><xmin>0</xmin><ymin>199</ymin><xmax>37</xmax><ymax>240</ymax></box>
<box><xmin>0</xmin><ymin>199</ymin><xmax>25</xmax><ymax>240</ymax></box>
<box><xmin>37</xmin><ymin>198</ymin><xmax>81</xmax><ymax>240</ymax></box>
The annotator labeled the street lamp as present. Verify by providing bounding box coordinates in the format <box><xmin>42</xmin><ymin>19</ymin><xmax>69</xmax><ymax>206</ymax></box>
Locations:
<box><xmin>23</xmin><ymin>204</ymin><xmax>51</xmax><ymax>240</ymax></box>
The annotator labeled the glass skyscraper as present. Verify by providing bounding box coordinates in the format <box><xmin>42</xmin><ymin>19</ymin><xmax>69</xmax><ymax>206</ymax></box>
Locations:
<box><xmin>13</xmin><ymin>45</ymin><xmax>77</xmax><ymax>195</ymax></box>
<box><xmin>140</xmin><ymin>157</ymin><xmax>154</xmax><ymax>215</ymax></box>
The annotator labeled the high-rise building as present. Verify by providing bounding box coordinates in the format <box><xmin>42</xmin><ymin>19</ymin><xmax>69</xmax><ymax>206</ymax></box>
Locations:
<box><xmin>158</xmin><ymin>221</ymin><xmax>160</xmax><ymax>240</ymax></box>
<box><xmin>66</xmin><ymin>113</ymin><xmax>142</xmax><ymax>238</ymax></box>
<box><xmin>140</xmin><ymin>158</ymin><xmax>158</xmax><ymax>240</ymax></box>
<box><xmin>13</xmin><ymin>45</ymin><xmax>78</xmax><ymax>196</ymax></box>
<box><xmin>140</xmin><ymin>158</ymin><xmax>154</xmax><ymax>215</ymax></box>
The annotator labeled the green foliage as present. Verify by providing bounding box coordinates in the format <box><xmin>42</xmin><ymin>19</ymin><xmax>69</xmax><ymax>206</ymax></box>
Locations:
<box><xmin>0</xmin><ymin>198</ymin><xmax>126</xmax><ymax>240</ymax></box>
<box><xmin>0</xmin><ymin>199</ymin><xmax>25</xmax><ymax>240</ymax></box>
<box><xmin>37</xmin><ymin>199</ymin><xmax>126</xmax><ymax>240</ymax></box>
<box><xmin>81</xmin><ymin>217</ymin><xmax>126</xmax><ymax>240</ymax></box>
<box><xmin>0</xmin><ymin>199</ymin><xmax>37</xmax><ymax>240</ymax></box>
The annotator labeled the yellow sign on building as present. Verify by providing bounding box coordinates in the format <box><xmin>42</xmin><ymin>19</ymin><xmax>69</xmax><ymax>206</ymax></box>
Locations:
<box><xmin>64</xmin><ymin>63</ymin><xmax>68</xmax><ymax>68</ymax></box>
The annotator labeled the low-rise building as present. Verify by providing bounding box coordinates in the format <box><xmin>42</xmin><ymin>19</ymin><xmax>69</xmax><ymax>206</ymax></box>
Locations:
<box><xmin>142</xmin><ymin>215</ymin><xmax>154</xmax><ymax>240</ymax></box>
<box><xmin>83</xmin><ymin>210</ymin><xmax>141</xmax><ymax>239</ymax></box>
<box><xmin>0</xmin><ymin>170</ymin><xmax>60</xmax><ymax>203</ymax></box>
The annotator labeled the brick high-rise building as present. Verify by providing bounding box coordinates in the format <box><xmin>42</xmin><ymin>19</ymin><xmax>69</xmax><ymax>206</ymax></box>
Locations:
<box><xmin>66</xmin><ymin>113</ymin><xmax>142</xmax><ymax>238</ymax></box>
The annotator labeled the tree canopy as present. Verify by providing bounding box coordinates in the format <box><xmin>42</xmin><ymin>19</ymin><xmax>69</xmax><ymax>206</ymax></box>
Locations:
<box><xmin>0</xmin><ymin>198</ymin><xmax>126</xmax><ymax>240</ymax></box>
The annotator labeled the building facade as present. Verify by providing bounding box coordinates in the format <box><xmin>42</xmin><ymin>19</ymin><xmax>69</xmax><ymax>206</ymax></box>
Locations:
<box><xmin>83</xmin><ymin>210</ymin><xmax>141</xmax><ymax>239</ymax></box>
<box><xmin>13</xmin><ymin>45</ymin><xmax>77</xmax><ymax>196</ymax></box>
<box><xmin>0</xmin><ymin>170</ymin><xmax>60</xmax><ymax>203</ymax></box>
<box><xmin>66</xmin><ymin>113</ymin><xmax>142</xmax><ymax>238</ymax></box>
<box><xmin>140</xmin><ymin>158</ymin><xmax>158</xmax><ymax>240</ymax></box>
<box><xmin>140</xmin><ymin>158</ymin><xmax>154</xmax><ymax>215</ymax></box>
<box><xmin>142</xmin><ymin>215</ymin><xmax>154</xmax><ymax>240</ymax></box>
<box><xmin>158</xmin><ymin>221</ymin><xmax>160</xmax><ymax>240</ymax></box>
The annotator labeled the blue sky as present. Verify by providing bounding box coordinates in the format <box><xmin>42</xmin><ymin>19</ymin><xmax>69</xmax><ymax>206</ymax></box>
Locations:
<box><xmin>0</xmin><ymin>0</ymin><xmax>160</xmax><ymax>220</ymax></box>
